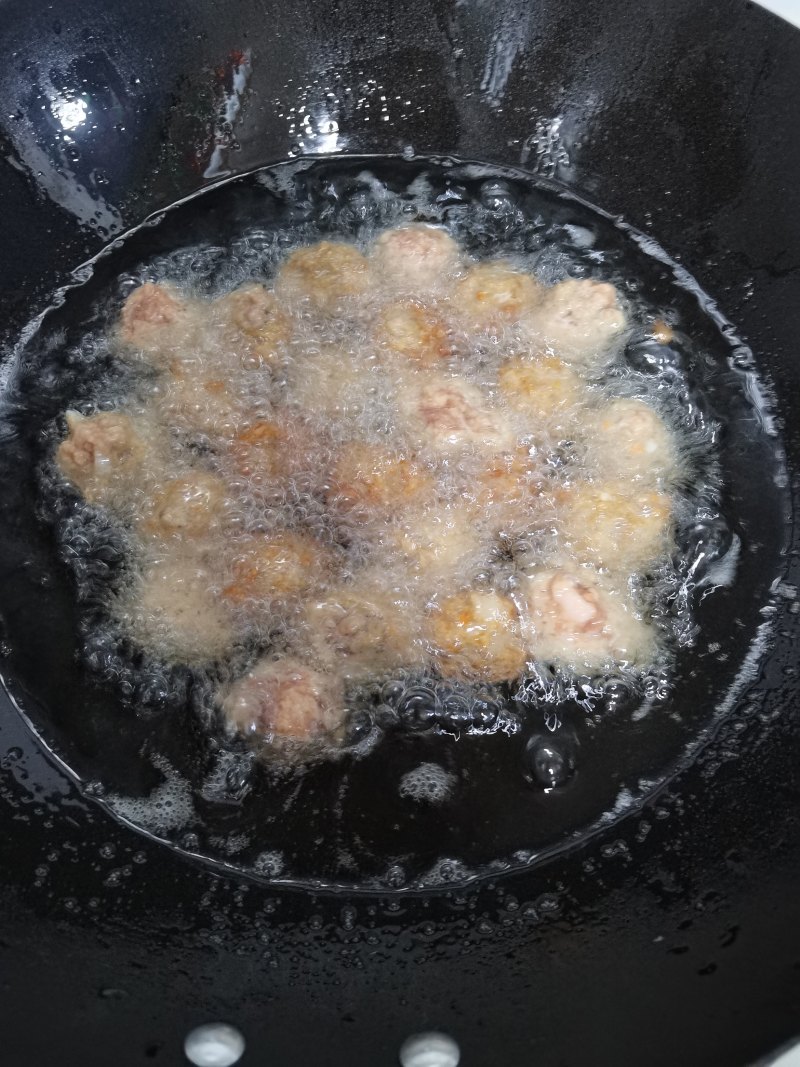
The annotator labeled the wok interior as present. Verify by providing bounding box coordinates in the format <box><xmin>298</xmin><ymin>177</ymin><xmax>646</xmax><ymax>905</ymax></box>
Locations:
<box><xmin>0</xmin><ymin>156</ymin><xmax>788</xmax><ymax>890</ymax></box>
<box><xmin>0</xmin><ymin>1</ymin><xmax>799</xmax><ymax>1064</ymax></box>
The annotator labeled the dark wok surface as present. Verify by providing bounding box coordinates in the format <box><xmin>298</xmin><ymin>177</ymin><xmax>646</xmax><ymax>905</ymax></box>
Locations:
<box><xmin>1</xmin><ymin>0</ymin><xmax>799</xmax><ymax>1064</ymax></box>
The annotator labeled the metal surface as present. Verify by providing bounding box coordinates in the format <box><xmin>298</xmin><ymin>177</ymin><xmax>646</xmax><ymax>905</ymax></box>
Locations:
<box><xmin>0</xmin><ymin>0</ymin><xmax>799</xmax><ymax>1064</ymax></box>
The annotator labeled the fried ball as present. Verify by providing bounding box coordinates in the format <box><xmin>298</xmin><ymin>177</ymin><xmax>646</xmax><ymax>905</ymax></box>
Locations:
<box><xmin>428</xmin><ymin>589</ymin><xmax>527</xmax><ymax>683</ymax></box>
<box><xmin>156</xmin><ymin>364</ymin><xmax>245</xmax><ymax>438</ymax></box>
<box><xmin>589</xmin><ymin>398</ymin><xmax>676</xmax><ymax>482</ymax></box>
<box><xmin>275</xmin><ymin>241</ymin><xmax>370</xmax><ymax>314</ymax></box>
<box><xmin>142</xmin><ymin>472</ymin><xmax>227</xmax><ymax>539</ymax></box>
<box><xmin>289</xmin><ymin>344</ymin><xmax>380</xmax><ymax>422</ymax></box>
<box><xmin>56</xmin><ymin>410</ymin><xmax>147</xmax><ymax>504</ymax></box>
<box><xmin>389</xmin><ymin>504</ymin><xmax>490</xmax><ymax>582</ymax></box>
<box><xmin>327</xmin><ymin>441</ymin><xmax>434</xmax><ymax>519</ymax></box>
<box><xmin>453</xmin><ymin>261</ymin><xmax>543</xmax><ymax>328</ymax></box>
<box><xmin>228</xmin><ymin>420</ymin><xmax>290</xmax><ymax>490</ymax></box>
<box><xmin>222</xmin><ymin>531</ymin><xmax>332</xmax><ymax>604</ymax></box>
<box><xmin>527</xmin><ymin>278</ymin><xmax>626</xmax><ymax>364</ymax></box>
<box><xmin>558</xmin><ymin>480</ymin><xmax>672</xmax><ymax>571</ymax></box>
<box><xmin>118</xmin><ymin>282</ymin><xmax>197</xmax><ymax>356</ymax></box>
<box><xmin>375</xmin><ymin>301</ymin><xmax>453</xmax><ymax>367</ymax></box>
<box><xmin>369</xmin><ymin>224</ymin><xmax>463</xmax><ymax>292</ymax></box>
<box><xmin>397</xmin><ymin>374</ymin><xmax>515</xmax><ymax>457</ymax></box>
<box><xmin>302</xmin><ymin>576</ymin><xmax>422</xmax><ymax>679</ymax></box>
<box><xmin>125</xmin><ymin>556</ymin><xmax>234</xmax><ymax>664</ymax></box>
<box><xmin>520</xmin><ymin>568</ymin><xmax>654</xmax><ymax>669</ymax></box>
<box><xmin>221</xmin><ymin>657</ymin><xmax>344</xmax><ymax>741</ymax></box>
<box><xmin>468</xmin><ymin>448</ymin><xmax>544</xmax><ymax>535</ymax></box>
<box><xmin>228</xmin><ymin>417</ymin><xmax>324</xmax><ymax>499</ymax></box>
<box><xmin>497</xmin><ymin>355</ymin><xmax>587</xmax><ymax>431</ymax></box>
<box><xmin>215</xmin><ymin>282</ymin><xmax>275</xmax><ymax>333</ymax></box>
<box><xmin>213</xmin><ymin>283</ymin><xmax>292</xmax><ymax>367</ymax></box>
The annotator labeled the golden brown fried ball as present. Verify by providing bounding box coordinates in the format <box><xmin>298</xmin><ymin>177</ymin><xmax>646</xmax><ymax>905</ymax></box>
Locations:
<box><xmin>156</xmin><ymin>363</ymin><xmax>245</xmax><ymax>438</ymax></box>
<box><xmin>288</xmin><ymin>343</ymin><xmax>380</xmax><ymax>423</ymax></box>
<box><xmin>56</xmin><ymin>410</ymin><xmax>148</xmax><ymax>504</ymax></box>
<box><xmin>213</xmin><ymin>283</ymin><xmax>292</xmax><ymax>367</ymax></box>
<box><xmin>520</xmin><ymin>568</ymin><xmax>654</xmax><ymax>669</ymax></box>
<box><xmin>375</xmin><ymin>301</ymin><xmax>453</xmax><ymax>367</ymax></box>
<box><xmin>468</xmin><ymin>448</ymin><xmax>544</xmax><ymax>535</ymax></box>
<box><xmin>369</xmin><ymin>224</ymin><xmax>463</xmax><ymax>293</ymax></box>
<box><xmin>221</xmin><ymin>657</ymin><xmax>345</xmax><ymax>740</ymax></box>
<box><xmin>327</xmin><ymin>441</ymin><xmax>434</xmax><ymax>519</ymax></box>
<box><xmin>527</xmin><ymin>278</ymin><xmax>626</xmax><ymax>364</ymax></box>
<box><xmin>397</xmin><ymin>373</ymin><xmax>515</xmax><ymax>457</ymax></box>
<box><xmin>125</xmin><ymin>556</ymin><xmax>235</xmax><ymax>664</ymax></box>
<box><xmin>142</xmin><ymin>471</ymin><xmax>227</xmax><ymax>539</ymax></box>
<box><xmin>301</xmin><ymin>575</ymin><xmax>423</xmax><ymax>679</ymax></box>
<box><xmin>118</xmin><ymin>282</ymin><xmax>197</xmax><ymax>355</ymax></box>
<box><xmin>227</xmin><ymin>417</ymin><xmax>324</xmax><ymax>498</ymax></box>
<box><xmin>428</xmin><ymin>589</ymin><xmax>527</xmax><ymax>683</ymax></box>
<box><xmin>388</xmin><ymin>504</ymin><xmax>490</xmax><ymax>583</ymax></box>
<box><xmin>497</xmin><ymin>355</ymin><xmax>588</xmax><ymax>430</ymax></box>
<box><xmin>275</xmin><ymin>240</ymin><xmax>370</xmax><ymax>314</ymax></box>
<box><xmin>589</xmin><ymin>398</ymin><xmax>677</xmax><ymax>482</ymax></box>
<box><xmin>453</xmin><ymin>261</ymin><xmax>543</xmax><ymax>329</ymax></box>
<box><xmin>222</xmin><ymin>531</ymin><xmax>333</xmax><ymax>605</ymax></box>
<box><xmin>558</xmin><ymin>480</ymin><xmax>672</xmax><ymax>571</ymax></box>
<box><xmin>229</xmin><ymin>420</ymin><xmax>289</xmax><ymax>486</ymax></box>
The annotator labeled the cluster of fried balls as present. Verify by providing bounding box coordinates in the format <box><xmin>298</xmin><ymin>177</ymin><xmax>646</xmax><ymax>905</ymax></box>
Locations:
<box><xmin>55</xmin><ymin>224</ymin><xmax>679</xmax><ymax>751</ymax></box>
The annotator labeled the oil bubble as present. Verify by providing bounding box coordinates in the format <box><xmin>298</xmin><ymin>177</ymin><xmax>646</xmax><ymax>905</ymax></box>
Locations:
<box><xmin>399</xmin><ymin>1031</ymin><xmax>460</xmax><ymax>1067</ymax></box>
<box><xmin>399</xmin><ymin>763</ymin><xmax>456</xmax><ymax>804</ymax></box>
<box><xmin>184</xmin><ymin>1023</ymin><xmax>245</xmax><ymax>1067</ymax></box>
<box><xmin>524</xmin><ymin>734</ymin><xmax>577</xmax><ymax>791</ymax></box>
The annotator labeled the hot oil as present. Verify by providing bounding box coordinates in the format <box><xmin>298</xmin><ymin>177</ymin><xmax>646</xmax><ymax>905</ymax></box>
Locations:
<box><xmin>2</xmin><ymin>156</ymin><xmax>788</xmax><ymax>890</ymax></box>
<box><xmin>48</xmin><ymin>180</ymin><xmax>710</xmax><ymax>686</ymax></box>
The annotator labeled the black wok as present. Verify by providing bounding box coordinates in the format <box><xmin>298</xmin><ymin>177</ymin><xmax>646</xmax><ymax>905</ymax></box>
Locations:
<box><xmin>1</xmin><ymin>0</ymin><xmax>800</xmax><ymax>1064</ymax></box>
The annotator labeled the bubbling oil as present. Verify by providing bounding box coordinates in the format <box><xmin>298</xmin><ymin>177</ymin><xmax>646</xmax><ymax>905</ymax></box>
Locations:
<box><xmin>15</xmin><ymin>155</ymin><xmax>780</xmax><ymax>889</ymax></box>
<box><xmin>48</xmin><ymin>178</ymin><xmax>714</xmax><ymax>715</ymax></box>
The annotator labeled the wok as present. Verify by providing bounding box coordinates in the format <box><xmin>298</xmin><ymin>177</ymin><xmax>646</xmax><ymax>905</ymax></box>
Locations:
<box><xmin>1</xmin><ymin>0</ymin><xmax>799</xmax><ymax>1064</ymax></box>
